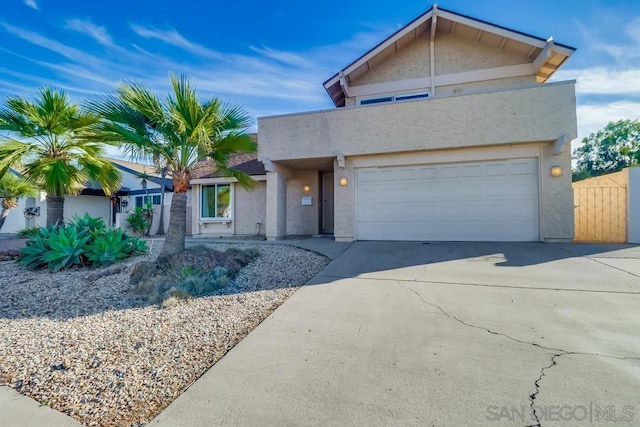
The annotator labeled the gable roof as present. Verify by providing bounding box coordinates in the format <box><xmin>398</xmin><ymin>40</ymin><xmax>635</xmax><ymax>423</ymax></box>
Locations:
<box><xmin>324</xmin><ymin>5</ymin><xmax>576</xmax><ymax>107</ymax></box>
<box><xmin>108</xmin><ymin>158</ymin><xmax>173</xmax><ymax>191</ymax></box>
<box><xmin>191</xmin><ymin>153</ymin><xmax>266</xmax><ymax>179</ymax></box>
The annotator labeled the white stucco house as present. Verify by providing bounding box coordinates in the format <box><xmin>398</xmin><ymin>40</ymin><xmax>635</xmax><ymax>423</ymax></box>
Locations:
<box><xmin>194</xmin><ymin>5</ymin><xmax>578</xmax><ymax>242</ymax></box>
<box><xmin>0</xmin><ymin>160</ymin><xmax>173</xmax><ymax>235</ymax></box>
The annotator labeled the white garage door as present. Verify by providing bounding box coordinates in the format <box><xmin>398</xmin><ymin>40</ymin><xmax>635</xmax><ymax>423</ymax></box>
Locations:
<box><xmin>356</xmin><ymin>158</ymin><xmax>539</xmax><ymax>241</ymax></box>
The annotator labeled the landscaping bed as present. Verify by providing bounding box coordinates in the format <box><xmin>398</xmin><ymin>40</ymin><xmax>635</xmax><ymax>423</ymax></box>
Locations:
<box><xmin>0</xmin><ymin>241</ymin><xmax>328</xmax><ymax>426</ymax></box>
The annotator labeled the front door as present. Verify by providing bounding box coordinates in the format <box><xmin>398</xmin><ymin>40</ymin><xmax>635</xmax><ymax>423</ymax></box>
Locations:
<box><xmin>322</xmin><ymin>172</ymin><xmax>334</xmax><ymax>234</ymax></box>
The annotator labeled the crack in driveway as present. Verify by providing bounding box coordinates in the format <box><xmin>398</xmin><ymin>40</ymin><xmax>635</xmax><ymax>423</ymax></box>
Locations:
<box><xmin>397</xmin><ymin>281</ymin><xmax>640</xmax><ymax>426</ymax></box>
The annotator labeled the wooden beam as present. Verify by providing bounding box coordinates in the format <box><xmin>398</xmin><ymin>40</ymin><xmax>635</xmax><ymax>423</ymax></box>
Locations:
<box><xmin>527</xmin><ymin>45</ymin><xmax>537</xmax><ymax>59</ymax></box>
<box><xmin>475</xmin><ymin>29</ymin><xmax>483</xmax><ymax>43</ymax></box>
<box><xmin>430</xmin><ymin>6</ymin><xmax>438</xmax><ymax>42</ymax></box>
<box><xmin>533</xmin><ymin>38</ymin><xmax>555</xmax><ymax>72</ymax></box>
<box><xmin>339</xmin><ymin>71</ymin><xmax>351</xmax><ymax>98</ymax></box>
<box><xmin>499</xmin><ymin>37</ymin><xmax>507</xmax><ymax>50</ymax></box>
<box><xmin>430</xmin><ymin>8</ymin><xmax>438</xmax><ymax>95</ymax></box>
<box><xmin>450</xmin><ymin>21</ymin><xmax>456</xmax><ymax>35</ymax></box>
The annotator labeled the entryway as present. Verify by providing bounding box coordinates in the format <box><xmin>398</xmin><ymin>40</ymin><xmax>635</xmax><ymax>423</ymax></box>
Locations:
<box><xmin>321</xmin><ymin>172</ymin><xmax>334</xmax><ymax>235</ymax></box>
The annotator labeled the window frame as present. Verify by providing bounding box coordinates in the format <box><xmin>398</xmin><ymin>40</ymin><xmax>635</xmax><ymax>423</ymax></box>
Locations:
<box><xmin>134</xmin><ymin>194</ymin><xmax>161</xmax><ymax>208</ymax></box>
<box><xmin>357</xmin><ymin>92</ymin><xmax>430</xmax><ymax>106</ymax></box>
<box><xmin>200</xmin><ymin>183</ymin><xmax>233</xmax><ymax>221</ymax></box>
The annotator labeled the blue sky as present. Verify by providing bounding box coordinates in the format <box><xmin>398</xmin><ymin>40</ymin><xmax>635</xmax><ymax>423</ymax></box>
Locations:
<box><xmin>1</xmin><ymin>0</ymin><xmax>639</xmax><ymax>147</ymax></box>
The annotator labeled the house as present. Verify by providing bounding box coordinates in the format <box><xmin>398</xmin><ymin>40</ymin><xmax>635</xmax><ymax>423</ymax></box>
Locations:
<box><xmin>110</xmin><ymin>159</ymin><xmax>173</xmax><ymax>235</ymax></box>
<box><xmin>190</xmin><ymin>149</ymin><xmax>267</xmax><ymax>237</ymax></box>
<box><xmin>573</xmin><ymin>167</ymin><xmax>640</xmax><ymax>244</ymax></box>
<box><xmin>193</xmin><ymin>5</ymin><xmax>578</xmax><ymax>242</ymax></box>
<box><xmin>0</xmin><ymin>160</ymin><xmax>173</xmax><ymax>235</ymax></box>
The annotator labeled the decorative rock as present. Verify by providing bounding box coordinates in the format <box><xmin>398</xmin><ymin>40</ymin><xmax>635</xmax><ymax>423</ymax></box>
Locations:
<box><xmin>0</xmin><ymin>242</ymin><xmax>328</xmax><ymax>426</ymax></box>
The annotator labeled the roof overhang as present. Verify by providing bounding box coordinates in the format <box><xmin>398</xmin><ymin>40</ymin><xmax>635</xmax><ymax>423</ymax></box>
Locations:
<box><xmin>323</xmin><ymin>5</ymin><xmax>576</xmax><ymax>107</ymax></box>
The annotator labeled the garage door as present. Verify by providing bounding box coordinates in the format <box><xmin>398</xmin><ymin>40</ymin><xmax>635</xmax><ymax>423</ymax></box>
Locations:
<box><xmin>356</xmin><ymin>158</ymin><xmax>539</xmax><ymax>241</ymax></box>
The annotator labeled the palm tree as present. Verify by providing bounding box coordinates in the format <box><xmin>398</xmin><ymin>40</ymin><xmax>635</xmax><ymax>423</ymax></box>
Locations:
<box><xmin>0</xmin><ymin>173</ymin><xmax>38</xmax><ymax>231</ymax></box>
<box><xmin>0</xmin><ymin>88</ymin><xmax>122</xmax><ymax>225</ymax></box>
<box><xmin>86</xmin><ymin>74</ymin><xmax>256</xmax><ymax>257</ymax></box>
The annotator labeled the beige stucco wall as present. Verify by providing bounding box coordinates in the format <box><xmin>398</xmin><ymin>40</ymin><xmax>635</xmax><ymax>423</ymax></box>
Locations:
<box><xmin>435</xmin><ymin>33</ymin><xmax>530</xmax><ymax>75</ymax></box>
<box><xmin>259</xmin><ymin>82</ymin><xmax>577</xmax><ymax>162</ymax></box>
<box><xmin>436</xmin><ymin>75</ymin><xmax>536</xmax><ymax>97</ymax></box>
<box><xmin>234</xmin><ymin>182</ymin><xmax>266</xmax><ymax>236</ymax></box>
<box><xmin>539</xmin><ymin>144</ymin><xmax>574</xmax><ymax>240</ymax></box>
<box><xmin>285</xmin><ymin>170</ymin><xmax>320</xmax><ymax>235</ymax></box>
<box><xmin>351</xmin><ymin>34</ymin><xmax>430</xmax><ymax>86</ymax></box>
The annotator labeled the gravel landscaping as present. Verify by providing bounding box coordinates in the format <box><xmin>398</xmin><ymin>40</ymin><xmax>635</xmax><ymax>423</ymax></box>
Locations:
<box><xmin>0</xmin><ymin>241</ymin><xmax>328</xmax><ymax>426</ymax></box>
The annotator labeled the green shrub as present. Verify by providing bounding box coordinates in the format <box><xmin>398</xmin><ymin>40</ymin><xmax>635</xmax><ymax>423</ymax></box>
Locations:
<box><xmin>18</xmin><ymin>216</ymin><xmax>148</xmax><ymax>271</ymax></box>
<box><xmin>16</xmin><ymin>227</ymin><xmax>40</xmax><ymax>238</ymax></box>
<box><xmin>70</xmin><ymin>213</ymin><xmax>107</xmax><ymax>236</ymax></box>
<box><xmin>135</xmin><ymin>247</ymin><xmax>259</xmax><ymax>304</ymax></box>
<box><xmin>126</xmin><ymin>203</ymin><xmax>153</xmax><ymax>236</ymax></box>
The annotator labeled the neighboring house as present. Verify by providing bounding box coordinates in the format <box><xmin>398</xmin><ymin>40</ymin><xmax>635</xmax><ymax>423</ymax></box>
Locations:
<box><xmin>0</xmin><ymin>160</ymin><xmax>173</xmax><ymax>235</ymax></box>
<box><xmin>573</xmin><ymin>167</ymin><xmax>640</xmax><ymax>244</ymax></box>
<box><xmin>110</xmin><ymin>159</ymin><xmax>174</xmax><ymax>235</ymax></box>
<box><xmin>0</xmin><ymin>168</ymin><xmax>115</xmax><ymax>233</ymax></box>
<box><xmin>190</xmin><ymin>148</ymin><xmax>267</xmax><ymax>237</ymax></box>
<box><xmin>254</xmin><ymin>5</ymin><xmax>578</xmax><ymax>242</ymax></box>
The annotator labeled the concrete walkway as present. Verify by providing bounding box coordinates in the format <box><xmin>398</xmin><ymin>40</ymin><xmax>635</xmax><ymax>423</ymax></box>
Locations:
<box><xmin>0</xmin><ymin>386</ymin><xmax>81</xmax><ymax>426</ymax></box>
<box><xmin>152</xmin><ymin>242</ymin><xmax>640</xmax><ymax>426</ymax></box>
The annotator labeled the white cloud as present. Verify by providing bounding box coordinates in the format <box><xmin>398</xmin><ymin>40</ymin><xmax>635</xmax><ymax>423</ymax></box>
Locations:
<box><xmin>130</xmin><ymin>25</ymin><xmax>222</xmax><ymax>59</ymax></box>
<box><xmin>23</xmin><ymin>0</ymin><xmax>38</xmax><ymax>10</ymax></box>
<box><xmin>248</xmin><ymin>46</ymin><xmax>309</xmax><ymax>67</ymax></box>
<box><xmin>573</xmin><ymin>101</ymin><xmax>640</xmax><ymax>150</ymax></box>
<box><xmin>555</xmin><ymin>67</ymin><xmax>640</xmax><ymax>96</ymax></box>
<box><xmin>65</xmin><ymin>19</ymin><xmax>113</xmax><ymax>47</ymax></box>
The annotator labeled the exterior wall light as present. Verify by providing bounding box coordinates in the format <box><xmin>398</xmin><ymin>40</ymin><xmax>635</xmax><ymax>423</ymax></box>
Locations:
<box><xmin>550</xmin><ymin>166</ymin><xmax>563</xmax><ymax>177</ymax></box>
<box><xmin>303</xmin><ymin>184</ymin><xmax>312</xmax><ymax>193</ymax></box>
<box><xmin>339</xmin><ymin>177</ymin><xmax>348</xmax><ymax>187</ymax></box>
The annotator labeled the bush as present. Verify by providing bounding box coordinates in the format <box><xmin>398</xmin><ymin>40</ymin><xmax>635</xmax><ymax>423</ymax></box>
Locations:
<box><xmin>126</xmin><ymin>203</ymin><xmax>153</xmax><ymax>236</ymax></box>
<box><xmin>16</xmin><ymin>227</ymin><xmax>39</xmax><ymax>238</ymax></box>
<box><xmin>19</xmin><ymin>216</ymin><xmax>147</xmax><ymax>271</ymax></box>
<box><xmin>133</xmin><ymin>246</ymin><xmax>260</xmax><ymax>304</ymax></box>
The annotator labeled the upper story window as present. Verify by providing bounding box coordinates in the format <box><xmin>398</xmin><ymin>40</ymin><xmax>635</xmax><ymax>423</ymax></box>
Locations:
<box><xmin>358</xmin><ymin>92</ymin><xmax>430</xmax><ymax>106</ymax></box>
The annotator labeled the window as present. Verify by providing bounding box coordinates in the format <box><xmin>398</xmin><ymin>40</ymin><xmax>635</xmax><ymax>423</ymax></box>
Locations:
<box><xmin>358</xmin><ymin>92</ymin><xmax>430</xmax><ymax>106</ymax></box>
<box><xmin>135</xmin><ymin>195</ymin><xmax>161</xmax><ymax>208</ymax></box>
<box><xmin>201</xmin><ymin>184</ymin><xmax>231</xmax><ymax>219</ymax></box>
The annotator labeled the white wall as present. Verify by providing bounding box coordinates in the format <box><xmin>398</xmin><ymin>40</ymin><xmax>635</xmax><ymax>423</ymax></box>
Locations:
<box><xmin>628</xmin><ymin>167</ymin><xmax>640</xmax><ymax>244</ymax></box>
<box><xmin>0</xmin><ymin>197</ymin><xmax>31</xmax><ymax>233</ymax></box>
<box><xmin>64</xmin><ymin>195</ymin><xmax>112</xmax><ymax>225</ymax></box>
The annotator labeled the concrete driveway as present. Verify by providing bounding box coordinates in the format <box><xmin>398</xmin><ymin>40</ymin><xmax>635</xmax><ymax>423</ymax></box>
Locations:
<box><xmin>154</xmin><ymin>242</ymin><xmax>640</xmax><ymax>426</ymax></box>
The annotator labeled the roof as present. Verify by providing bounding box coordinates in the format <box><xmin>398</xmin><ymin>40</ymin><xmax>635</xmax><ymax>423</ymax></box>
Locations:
<box><xmin>190</xmin><ymin>133</ymin><xmax>264</xmax><ymax>179</ymax></box>
<box><xmin>191</xmin><ymin>152</ymin><xmax>266</xmax><ymax>179</ymax></box>
<box><xmin>323</xmin><ymin>5</ymin><xmax>577</xmax><ymax>107</ymax></box>
<box><xmin>109</xmin><ymin>158</ymin><xmax>161</xmax><ymax>177</ymax></box>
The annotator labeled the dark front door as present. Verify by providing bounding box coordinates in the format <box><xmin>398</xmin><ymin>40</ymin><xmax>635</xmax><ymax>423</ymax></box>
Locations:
<box><xmin>322</xmin><ymin>172</ymin><xmax>334</xmax><ymax>234</ymax></box>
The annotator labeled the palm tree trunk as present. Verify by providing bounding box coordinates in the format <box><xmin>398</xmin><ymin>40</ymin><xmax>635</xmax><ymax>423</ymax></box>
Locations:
<box><xmin>0</xmin><ymin>207</ymin><xmax>9</xmax><ymax>231</ymax></box>
<box><xmin>156</xmin><ymin>172</ymin><xmax>166</xmax><ymax>235</ymax></box>
<box><xmin>46</xmin><ymin>195</ymin><xmax>64</xmax><ymax>226</ymax></box>
<box><xmin>160</xmin><ymin>191</ymin><xmax>186</xmax><ymax>257</ymax></box>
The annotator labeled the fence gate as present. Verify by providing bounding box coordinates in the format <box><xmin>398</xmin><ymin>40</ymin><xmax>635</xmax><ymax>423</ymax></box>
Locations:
<box><xmin>573</xmin><ymin>186</ymin><xmax>627</xmax><ymax>243</ymax></box>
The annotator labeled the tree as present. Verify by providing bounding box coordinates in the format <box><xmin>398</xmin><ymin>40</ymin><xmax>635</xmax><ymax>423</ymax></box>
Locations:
<box><xmin>86</xmin><ymin>74</ymin><xmax>256</xmax><ymax>257</ymax></box>
<box><xmin>573</xmin><ymin>119</ymin><xmax>640</xmax><ymax>181</ymax></box>
<box><xmin>0</xmin><ymin>173</ymin><xmax>38</xmax><ymax>231</ymax></box>
<box><xmin>0</xmin><ymin>88</ymin><xmax>122</xmax><ymax>225</ymax></box>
